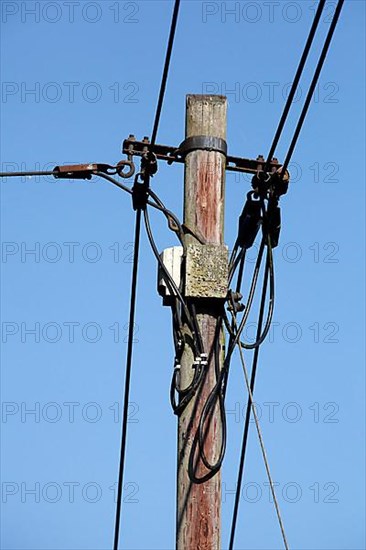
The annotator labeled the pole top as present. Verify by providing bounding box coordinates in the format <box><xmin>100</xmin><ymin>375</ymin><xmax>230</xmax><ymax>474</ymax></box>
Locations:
<box><xmin>186</xmin><ymin>95</ymin><xmax>227</xmax><ymax>140</ymax></box>
<box><xmin>186</xmin><ymin>94</ymin><xmax>227</xmax><ymax>104</ymax></box>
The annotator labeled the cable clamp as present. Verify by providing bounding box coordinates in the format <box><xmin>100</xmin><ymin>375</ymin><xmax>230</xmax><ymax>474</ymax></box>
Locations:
<box><xmin>227</xmin><ymin>290</ymin><xmax>245</xmax><ymax>313</ymax></box>
<box><xmin>141</xmin><ymin>150</ymin><xmax>158</xmax><ymax>177</ymax></box>
<box><xmin>200</xmin><ymin>352</ymin><xmax>208</xmax><ymax>367</ymax></box>
<box><xmin>193</xmin><ymin>356</ymin><xmax>202</xmax><ymax>369</ymax></box>
<box><xmin>53</xmin><ymin>163</ymin><xmax>107</xmax><ymax>180</ymax></box>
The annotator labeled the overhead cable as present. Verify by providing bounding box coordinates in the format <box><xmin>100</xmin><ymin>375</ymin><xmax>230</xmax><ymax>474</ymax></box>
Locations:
<box><xmin>264</xmin><ymin>0</ymin><xmax>326</xmax><ymax>170</ymax></box>
<box><xmin>281</xmin><ymin>0</ymin><xmax>345</xmax><ymax>176</ymax></box>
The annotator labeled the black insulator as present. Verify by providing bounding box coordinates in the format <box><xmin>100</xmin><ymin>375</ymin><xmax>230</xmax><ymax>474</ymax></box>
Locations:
<box><xmin>132</xmin><ymin>181</ymin><xmax>148</xmax><ymax>211</ymax></box>
<box><xmin>237</xmin><ymin>194</ymin><xmax>262</xmax><ymax>249</ymax></box>
<box><xmin>266</xmin><ymin>204</ymin><xmax>281</xmax><ymax>248</ymax></box>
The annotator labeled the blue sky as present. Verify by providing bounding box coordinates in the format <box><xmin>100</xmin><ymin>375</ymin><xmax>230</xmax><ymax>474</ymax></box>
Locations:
<box><xmin>1</xmin><ymin>1</ymin><xmax>365</xmax><ymax>549</ymax></box>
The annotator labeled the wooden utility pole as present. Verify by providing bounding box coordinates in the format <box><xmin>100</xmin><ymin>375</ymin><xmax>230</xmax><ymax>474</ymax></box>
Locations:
<box><xmin>177</xmin><ymin>95</ymin><xmax>227</xmax><ymax>550</ymax></box>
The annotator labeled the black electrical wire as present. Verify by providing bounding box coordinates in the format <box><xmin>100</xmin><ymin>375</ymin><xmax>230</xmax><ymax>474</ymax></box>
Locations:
<box><xmin>96</xmin><ymin>172</ymin><xmax>184</xmax><ymax>241</ymax></box>
<box><xmin>171</xmin><ymin>361</ymin><xmax>206</xmax><ymax>416</ymax></box>
<box><xmin>0</xmin><ymin>170</ymin><xmax>56</xmax><ymax>178</ymax></box>
<box><xmin>113</xmin><ymin>2</ymin><xmax>181</xmax><ymax>546</ymax></box>
<box><xmin>170</xmin><ymin>323</ymin><xmax>207</xmax><ymax>416</ymax></box>
<box><xmin>201</xmin><ymin>336</ymin><xmax>227</xmax><ymax>473</ymax></box>
<box><xmin>171</xmin><ymin>305</ymin><xmax>183</xmax><ymax>350</ymax></box>
<box><xmin>197</xmin><ymin>347</ymin><xmax>227</xmax><ymax>473</ymax></box>
<box><xmin>228</xmin><ymin>242</ymin><xmax>271</xmax><ymax>550</ymax></box>
<box><xmin>178</xmin><ymin>199</ymin><xmax>271</xmax><ymax>519</ymax></box>
<box><xmin>96</xmin><ymin>172</ymin><xmax>134</xmax><ymax>196</ymax></box>
<box><xmin>233</xmin><ymin>325</ymin><xmax>289</xmax><ymax>550</ymax></box>
<box><xmin>150</xmin><ymin>0</ymin><xmax>181</xmax><ymax>147</ymax></box>
<box><xmin>147</xmin><ymin>187</ymin><xmax>185</xmax><ymax>246</ymax></box>
<box><xmin>113</xmin><ymin>209</ymin><xmax>142</xmax><ymax>550</ymax></box>
<box><xmin>226</xmin><ymin>237</ymin><xmax>266</xmax><ymax>353</ymax></box>
<box><xmin>281</xmin><ymin>0</ymin><xmax>345</xmax><ymax>176</ymax></box>
<box><xmin>196</xmin><ymin>233</ymin><xmax>272</xmax><ymax>473</ymax></box>
<box><xmin>169</xmin><ymin>302</ymin><xmax>206</xmax><ymax>415</ymax></box>
<box><xmin>229</xmin><ymin>246</ymin><xmax>244</xmax><ymax>284</ymax></box>
<box><xmin>144</xmin><ymin>205</ymin><xmax>207</xmax><ymax>417</ymax></box>
<box><xmin>226</xmin><ymin>240</ymin><xmax>275</xmax><ymax>351</ymax></box>
<box><xmin>228</xmin><ymin>240</ymin><xmax>240</xmax><ymax>277</ymax></box>
<box><xmin>235</xmin><ymin>249</ymin><xmax>246</xmax><ymax>294</ymax></box>
<box><xmin>195</xmin><ymin>241</ymin><xmax>263</xmax><ymax>471</ymax></box>
<box><xmin>264</xmin><ymin>0</ymin><xmax>326</xmax><ymax>171</ymax></box>
<box><xmin>189</xmin><ymin>303</ymin><xmax>204</xmax><ymax>355</ymax></box>
<box><xmin>225</xmin><ymin>5</ymin><xmax>345</xmax><ymax>541</ymax></box>
<box><xmin>188</xmin><ymin>317</ymin><xmax>226</xmax><ymax>480</ymax></box>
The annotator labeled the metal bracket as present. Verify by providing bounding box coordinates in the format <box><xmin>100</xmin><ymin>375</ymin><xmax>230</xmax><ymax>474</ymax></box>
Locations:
<box><xmin>122</xmin><ymin>135</ymin><xmax>284</xmax><ymax>176</ymax></box>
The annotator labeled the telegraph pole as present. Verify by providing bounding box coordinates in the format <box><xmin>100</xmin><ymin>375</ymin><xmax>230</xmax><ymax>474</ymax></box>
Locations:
<box><xmin>177</xmin><ymin>94</ymin><xmax>227</xmax><ymax>550</ymax></box>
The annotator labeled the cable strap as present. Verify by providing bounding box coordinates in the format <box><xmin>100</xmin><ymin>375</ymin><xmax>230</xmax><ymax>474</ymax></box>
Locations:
<box><xmin>176</xmin><ymin>136</ymin><xmax>228</xmax><ymax>159</ymax></box>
